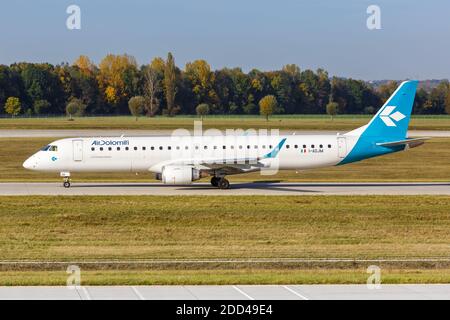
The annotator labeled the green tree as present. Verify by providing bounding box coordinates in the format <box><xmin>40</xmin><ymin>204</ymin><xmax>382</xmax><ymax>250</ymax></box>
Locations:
<box><xmin>196</xmin><ymin>103</ymin><xmax>210</xmax><ymax>120</ymax></box>
<box><xmin>4</xmin><ymin>97</ymin><xmax>21</xmax><ymax>117</ymax></box>
<box><xmin>128</xmin><ymin>96</ymin><xmax>146</xmax><ymax>120</ymax></box>
<box><xmin>445</xmin><ymin>90</ymin><xmax>450</xmax><ymax>115</ymax></box>
<box><xmin>326</xmin><ymin>101</ymin><xmax>338</xmax><ymax>120</ymax></box>
<box><xmin>164</xmin><ymin>52</ymin><xmax>178</xmax><ymax>116</ymax></box>
<box><xmin>66</xmin><ymin>98</ymin><xmax>86</xmax><ymax>120</ymax></box>
<box><xmin>259</xmin><ymin>95</ymin><xmax>277</xmax><ymax>121</ymax></box>
<box><xmin>33</xmin><ymin>99</ymin><xmax>51</xmax><ymax>114</ymax></box>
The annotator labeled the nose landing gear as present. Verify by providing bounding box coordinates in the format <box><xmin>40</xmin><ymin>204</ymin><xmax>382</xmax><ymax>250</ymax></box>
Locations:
<box><xmin>60</xmin><ymin>171</ymin><xmax>71</xmax><ymax>188</ymax></box>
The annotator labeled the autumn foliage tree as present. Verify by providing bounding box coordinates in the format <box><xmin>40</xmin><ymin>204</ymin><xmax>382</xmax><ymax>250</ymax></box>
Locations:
<box><xmin>97</xmin><ymin>54</ymin><xmax>139</xmax><ymax>113</ymax></box>
<box><xmin>1</xmin><ymin>53</ymin><xmax>448</xmax><ymax>117</ymax></box>
<box><xmin>259</xmin><ymin>95</ymin><xmax>277</xmax><ymax>121</ymax></box>
<box><xmin>4</xmin><ymin>97</ymin><xmax>21</xmax><ymax>117</ymax></box>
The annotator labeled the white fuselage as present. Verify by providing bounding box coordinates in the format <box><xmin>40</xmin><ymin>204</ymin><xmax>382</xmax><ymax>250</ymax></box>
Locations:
<box><xmin>23</xmin><ymin>134</ymin><xmax>358</xmax><ymax>174</ymax></box>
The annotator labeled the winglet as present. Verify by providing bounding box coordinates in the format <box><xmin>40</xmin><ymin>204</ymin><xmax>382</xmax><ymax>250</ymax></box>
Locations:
<box><xmin>263</xmin><ymin>138</ymin><xmax>287</xmax><ymax>159</ymax></box>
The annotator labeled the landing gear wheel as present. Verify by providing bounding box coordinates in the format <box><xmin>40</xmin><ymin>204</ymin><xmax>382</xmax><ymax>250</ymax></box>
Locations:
<box><xmin>63</xmin><ymin>181</ymin><xmax>71</xmax><ymax>188</ymax></box>
<box><xmin>211</xmin><ymin>177</ymin><xmax>219</xmax><ymax>187</ymax></box>
<box><xmin>217</xmin><ymin>178</ymin><xmax>230</xmax><ymax>189</ymax></box>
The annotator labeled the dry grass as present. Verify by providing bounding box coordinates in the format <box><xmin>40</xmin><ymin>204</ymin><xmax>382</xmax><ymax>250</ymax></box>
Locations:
<box><xmin>2</xmin><ymin>268</ymin><xmax>450</xmax><ymax>285</ymax></box>
<box><xmin>0</xmin><ymin>195</ymin><xmax>449</xmax><ymax>261</ymax></box>
<box><xmin>1</xmin><ymin>195</ymin><xmax>449</xmax><ymax>285</ymax></box>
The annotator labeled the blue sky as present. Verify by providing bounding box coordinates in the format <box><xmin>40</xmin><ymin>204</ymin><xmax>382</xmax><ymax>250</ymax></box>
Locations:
<box><xmin>0</xmin><ymin>0</ymin><xmax>449</xmax><ymax>80</ymax></box>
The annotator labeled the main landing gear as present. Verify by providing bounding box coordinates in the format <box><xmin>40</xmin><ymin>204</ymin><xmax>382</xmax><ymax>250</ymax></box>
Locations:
<box><xmin>211</xmin><ymin>177</ymin><xmax>230</xmax><ymax>189</ymax></box>
<box><xmin>60</xmin><ymin>171</ymin><xmax>71</xmax><ymax>188</ymax></box>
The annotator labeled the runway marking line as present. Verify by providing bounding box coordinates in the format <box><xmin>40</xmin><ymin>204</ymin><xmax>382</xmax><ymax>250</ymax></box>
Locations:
<box><xmin>131</xmin><ymin>286</ymin><xmax>145</xmax><ymax>300</ymax></box>
<box><xmin>233</xmin><ymin>286</ymin><xmax>254</xmax><ymax>300</ymax></box>
<box><xmin>283</xmin><ymin>285</ymin><xmax>309</xmax><ymax>300</ymax></box>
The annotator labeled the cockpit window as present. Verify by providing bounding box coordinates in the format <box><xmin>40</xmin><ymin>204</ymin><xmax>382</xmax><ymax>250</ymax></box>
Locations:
<box><xmin>40</xmin><ymin>145</ymin><xmax>58</xmax><ymax>151</ymax></box>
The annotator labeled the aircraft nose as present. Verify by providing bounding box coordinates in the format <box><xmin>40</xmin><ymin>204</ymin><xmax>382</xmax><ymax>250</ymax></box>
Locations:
<box><xmin>23</xmin><ymin>157</ymin><xmax>35</xmax><ymax>170</ymax></box>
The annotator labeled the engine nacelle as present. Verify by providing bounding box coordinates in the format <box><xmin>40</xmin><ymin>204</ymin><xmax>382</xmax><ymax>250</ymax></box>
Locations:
<box><xmin>158</xmin><ymin>165</ymin><xmax>201</xmax><ymax>184</ymax></box>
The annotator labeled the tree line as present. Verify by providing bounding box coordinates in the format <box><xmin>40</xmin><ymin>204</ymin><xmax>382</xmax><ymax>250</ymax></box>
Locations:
<box><xmin>1</xmin><ymin>52</ymin><xmax>450</xmax><ymax>118</ymax></box>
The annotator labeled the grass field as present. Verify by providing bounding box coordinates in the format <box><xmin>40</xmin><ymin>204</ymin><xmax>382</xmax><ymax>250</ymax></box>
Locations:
<box><xmin>2</xmin><ymin>269</ymin><xmax>450</xmax><ymax>286</ymax></box>
<box><xmin>1</xmin><ymin>115</ymin><xmax>450</xmax><ymax>130</ymax></box>
<box><xmin>2</xmin><ymin>137</ymin><xmax>449</xmax><ymax>182</ymax></box>
<box><xmin>0</xmin><ymin>195</ymin><xmax>449</xmax><ymax>285</ymax></box>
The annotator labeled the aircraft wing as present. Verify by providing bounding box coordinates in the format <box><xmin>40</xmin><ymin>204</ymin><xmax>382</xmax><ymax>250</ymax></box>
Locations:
<box><xmin>148</xmin><ymin>138</ymin><xmax>286</xmax><ymax>175</ymax></box>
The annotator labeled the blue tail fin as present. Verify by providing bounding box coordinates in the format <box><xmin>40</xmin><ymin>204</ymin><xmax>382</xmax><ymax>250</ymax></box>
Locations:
<box><xmin>340</xmin><ymin>80</ymin><xmax>419</xmax><ymax>165</ymax></box>
<box><xmin>349</xmin><ymin>80</ymin><xmax>418</xmax><ymax>140</ymax></box>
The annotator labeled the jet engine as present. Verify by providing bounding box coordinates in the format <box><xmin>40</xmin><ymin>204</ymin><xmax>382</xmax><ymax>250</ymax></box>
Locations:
<box><xmin>157</xmin><ymin>165</ymin><xmax>203</xmax><ymax>184</ymax></box>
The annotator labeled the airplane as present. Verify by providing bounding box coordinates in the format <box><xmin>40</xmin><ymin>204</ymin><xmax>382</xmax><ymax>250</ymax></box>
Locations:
<box><xmin>23</xmin><ymin>80</ymin><xmax>428</xmax><ymax>189</ymax></box>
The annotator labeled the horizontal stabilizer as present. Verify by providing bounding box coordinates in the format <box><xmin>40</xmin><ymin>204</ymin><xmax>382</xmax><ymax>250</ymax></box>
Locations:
<box><xmin>376</xmin><ymin>137</ymin><xmax>430</xmax><ymax>148</ymax></box>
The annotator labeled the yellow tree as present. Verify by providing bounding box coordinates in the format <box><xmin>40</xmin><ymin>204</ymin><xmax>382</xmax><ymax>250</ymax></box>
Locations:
<box><xmin>185</xmin><ymin>59</ymin><xmax>217</xmax><ymax>105</ymax></box>
<box><xmin>259</xmin><ymin>95</ymin><xmax>277</xmax><ymax>121</ymax></box>
<box><xmin>97</xmin><ymin>54</ymin><xmax>138</xmax><ymax>111</ymax></box>
<box><xmin>73</xmin><ymin>55</ymin><xmax>96</xmax><ymax>76</ymax></box>
<box><xmin>4</xmin><ymin>97</ymin><xmax>21</xmax><ymax>117</ymax></box>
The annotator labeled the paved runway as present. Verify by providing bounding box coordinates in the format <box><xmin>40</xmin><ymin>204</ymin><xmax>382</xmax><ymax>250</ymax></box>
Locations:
<box><xmin>0</xmin><ymin>284</ymin><xmax>449</xmax><ymax>300</ymax></box>
<box><xmin>0</xmin><ymin>182</ymin><xmax>448</xmax><ymax>195</ymax></box>
<box><xmin>0</xmin><ymin>129</ymin><xmax>448</xmax><ymax>138</ymax></box>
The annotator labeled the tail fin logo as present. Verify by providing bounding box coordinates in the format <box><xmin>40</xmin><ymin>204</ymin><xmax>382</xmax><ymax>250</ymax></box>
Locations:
<box><xmin>379</xmin><ymin>106</ymin><xmax>406</xmax><ymax>127</ymax></box>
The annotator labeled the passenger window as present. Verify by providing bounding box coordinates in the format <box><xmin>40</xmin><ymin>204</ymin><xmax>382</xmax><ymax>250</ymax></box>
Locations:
<box><xmin>247</xmin><ymin>145</ymin><xmax>250</xmax><ymax>149</ymax></box>
<box><xmin>319</xmin><ymin>144</ymin><xmax>323</xmax><ymax>148</ymax></box>
<box><xmin>328</xmin><ymin>144</ymin><xmax>332</xmax><ymax>148</ymax></box>
<box><xmin>91</xmin><ymin>147</ymin><xmax>95</xmax><ymax>151</ymax></box>
<box><xmin>294</xmin><ymin>145</ymin><xmax>298</xmax><ymax>148</ymax></box>
<box><xmin>231</xmin><ymin>145</ymin><xmax>234</xmax><ymax>149</ymax></box>
<box><xmin>262</xmin><ymin>145</ymin><xmax>266</xmax><ymax>149</ymax></box>
<box><xmin>311</xmin><ymin>145</ymin><xmax>315</xmax><ymax>148</ymax></box>
<box><xmin>185</xmin><ymin>146</ymin><xmax>189</xmax><ymax>150</ymax></box>
<box><xmin>168</xmin><ymin>146</ymin><xmax>171</xmax><ymax>150</ymax></box>
<box><xmin>239</xmin><ymin>145</ymin><xmax>243</xmax><ymax>149</ymax></box>
<box><xmin>100</xmin><ymin>147</ymin><xmax>103</xmax><ymax>151</ymax></box>
<box><xmin>286</xmin><ymin>145</ymin><xmax>290</xmax><ymax>149</ymax></box>
<box><xmin>176</xmin><ymin>146</ymin><xmax>180</xmax><ymax>150</ymax></box>
<box><xmin>159</xmin><ymin>146</ymin><xmax>163</xmax><ymax>150</ymax></box>
<box><xmin>134</xmin><ymin>147</ymin><xmax>137</xmax><ymax>151</ymax></box>
<box><xmin>151</xmin><ymin>146</ymin><xmax>154</xmax><ymax>150</ymax></box>
<box><xmin>142</xmin><ymin>147</ymin><xmax>146</xmax><ymax>150</ymax></box>
<box><xmin>303</xmin><ymin>145</ymin><xmax>306</xmax><ymax>149</ymax></box>
<box><xmin>108</xmin><ymin>147</ymin><xmax>112</xmax><ymax>151</ymax></box>
<box><xmin>204</xmin><ymin>146</ymin><xmax>208</xmax><ymax>149</ymax></box>
<box><xmin>213</xmin><ymin>146</ymin><xmax>217</xmax><ymax>150</ymax></box>
<box><xmin>269</xmin><ymin>145</ymin><xmax>273</xmax><ymax>149</ymax></box>
<box><xmin>223</xmin><ymin>146</ymin><xmax>226</xmax><ymax>149</ymax></box>
<box><xmin>117</xmin><ymin>147</ymin><xmax>120</xmax><ymax>151</ymax></box>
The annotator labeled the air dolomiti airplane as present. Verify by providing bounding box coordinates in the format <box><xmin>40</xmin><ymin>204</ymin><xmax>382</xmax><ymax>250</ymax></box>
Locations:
<box><xmin>23</xmin><ymin>80</ymin><xmax>427</xmax><ymax>189</ymax></box>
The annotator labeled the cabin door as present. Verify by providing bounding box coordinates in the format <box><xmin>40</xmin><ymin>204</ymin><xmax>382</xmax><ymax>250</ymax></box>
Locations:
<box><xmin>73</xmin><ymin>140</ymin><xmax>83</xmax><ymax>161</ymax></box>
